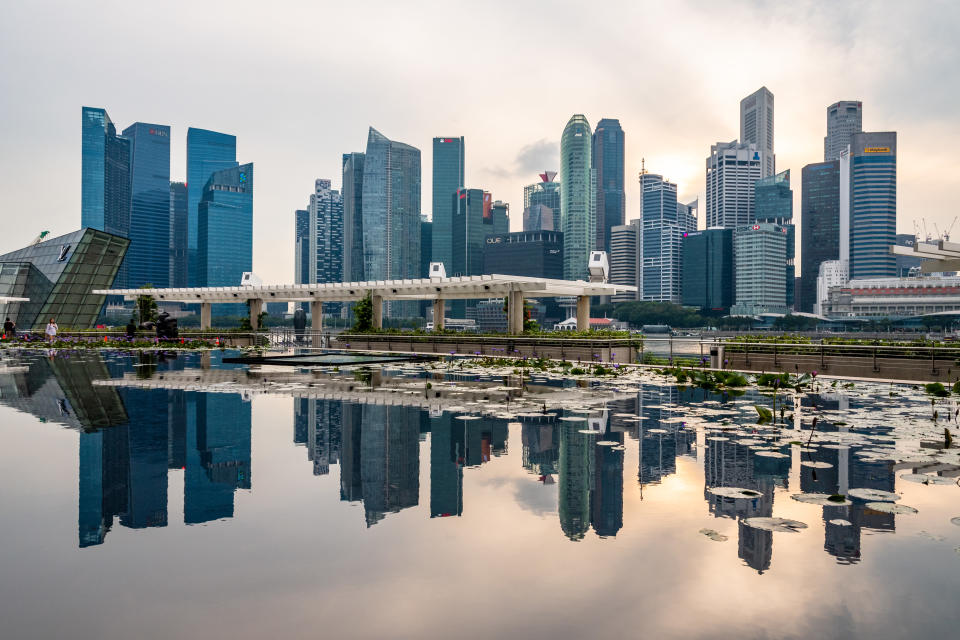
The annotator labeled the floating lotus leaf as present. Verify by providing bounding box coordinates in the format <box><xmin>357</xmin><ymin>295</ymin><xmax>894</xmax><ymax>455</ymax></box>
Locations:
<box><xmin>791</xmin><ymin>493</ymin><xmax>851</xmax><ymax>506</ymax></box>
<box><xmin>647</xmin><ymin>428</ymin><xmax>669</xmax><ymax>434</ymax></box>
<box><xmin>801</xmin><ymin>461</ymin><xmax>834</xmax><ymax>468</ymax></box>
<box><xmin>829</xmin><ymin>519</ymin><xmax>853</xmax><ymax>526</ymax></box>
<box><xmin>900</xmin><ymin>474</ymin><xmax>956</xmax><ymax>486</ymax></box>
<box><xmin>952</xmin><ymin>517</ymin><xmax>960</xmax><ymax>526</ymax></box>
<box><xmin>699</xmin><ymin>528</ymin><xmax>728</xmax><ymax>542</ymax></box>
<box><xmin>754</xmin><ymin>450</ymin><xmax>789</xmax><ymax>458</ymax></box>
<box><xmin>559</xmin><ymin>416</ymin><xmax>586</xmax><ymax>422</ymax></box>
<box><xmin>865</xmin><ymin>502</ymin><xmax>918</xmax><ymax>514</ymax></box>
<box><xmin>577</xmin><ymin>429</ymin><xmax>600</xmax><ymax>435</ymax></box>
<box><xmin>847</xmin><ymin>488</ymin><xmax>900</xmax><ymax>502</ymax></box>
<box><xmin>454</xmin><ymin>415</ymin><xmax>482</xmax><ymax>421</ymax></box>
<box><xmin>708</xmin><ymin>486</ymin><xmax>763</xmax><ymax>499</ymax></box>
<box><xmin>596</xmin><ymin>440</ymin><xmax>619</xmax><ymax>446</ymax></box>
<box><xmin>743</xmin><ymin>517</ymin><xmax>808</xmax><ymax>532</ymax></box>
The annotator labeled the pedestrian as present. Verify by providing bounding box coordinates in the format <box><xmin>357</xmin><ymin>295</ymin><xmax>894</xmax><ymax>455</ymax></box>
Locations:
<box><xmin>3</xmin><ymin>317</ymin><xmax>14</xmax><ymax>339</ymax></box>
<box><xmin>45</xmin><ymin>318</ymin><xmax>58</xmax><ymax>343</ymax></box>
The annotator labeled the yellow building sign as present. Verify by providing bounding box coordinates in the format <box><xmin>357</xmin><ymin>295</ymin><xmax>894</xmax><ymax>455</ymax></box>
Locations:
<box><xmin>864</xmin><ymin>146</ymin><xmax>891</xmax><ymax>153</ymax></box>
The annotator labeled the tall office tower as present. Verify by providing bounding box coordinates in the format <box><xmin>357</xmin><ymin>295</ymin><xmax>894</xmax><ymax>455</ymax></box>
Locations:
<box><xmin>449</xmin><ymin>188</ymin><xmax>488</xmax><ymax>317</ymax></box>
<box><xmin>730</xmin><ymin>223</ymin><xmax>788</xmax><ymax>316</ymax></box>
<box><xmin>169</xmin><ymin>182</ymin><xmax>188</xmax><ymax>287</ymax></box>
<box><xmin>592</xmin><ymin>118</ymin><xmax>625</xmax><ymax>252</ymax></box>
<box><xmin>429</xmin><ymin>413</ymin><xmax>463</xmax><ymax>518</ymax></box>
<box><xmin>560</xmin><ymin>115</ymin><xmax>595</xmax><ymax>281</ymax></box>
<box><xmin>558</xmin><ymin>420</ymin><xmax>592</xmax><ymax>541</ymax></box>
<box><xmin>740</xmin><ymin>87</ymin><xmax>775</xmax><ymax>177</ymax></box>
<box><xmin>420</xmin><ymin>216</ymin><xmax>432</xmax><ymax>278</ymax></box>
<box><xmin>824</xmin><ymin>101</ymin><xmax>863</xmax><ymax>161</ymax></box>
<box><xmin>81</xmin><ymin>106</ymin><xmax>131</xmax><ymax>286</ymax></box>
<box><xmin>799</xmin><ymin>160</ymin><xmax>840</xmax><ymax>312</ymax></box>
<box><xmin>682</xmin><ymin>228</ymin><xmax>735</xmax><ymax>313</ymax></box>
<box><xmin>122</xmin><ymin>123</ymin><xmax>171</xmax><ymax>289</ymax></box>
<box><xmin>609</xmin><ymin>220</ymin><xmax>640</xmax><ymax>303</ymax></box>
<box><xmin>431</xmin><ymin>136</ymin><xmax>465</xmax><ymax>272</ymax></box>
<box><xmin>488</xmin><ymin>200</ymin><xmax>510</xmax><ymax>236</ymax></box>
<box><xmin>705</xmin><ymin>141</ymin><xmax>762</xmax><ymax>228</ymax></box>
<box><xmin>754</xmin><ymin>170</ymin><xmax>794</xmax><ymax>309</ymax></box>
<box><xmin>361</xmin><ymin>127</ymin><xmax>421</xmax><ymax>318</ymax></box>
<box><xmin>308</xmin><ymin>179</ymin><xmax>344</xmax><ymax>314</ymax></box>
<box><xmin>523</xmin><ymin>172</ymin><xmax>561</xmax><ymax>231</ymax></box>
<box><xmin>639</xmin><ymin>172</ymin><xmax>694</xmax><ymax>303</ymax></box>
<box><xmin>849</xmin><ymin>132</ymin><xmax>897</xmax><ymax>279</ymax></box>
<box><xmin>197</xmin><ymin>163</ymin><xmax>253</xmax><ymax>289</ymax></box>
<box><xmin>341</xmin><ymin>152</ymin><xmax>365</xmax><ymax>282</ymax></box>
<box><xmin>186</xmin><ymin>128</ymin><xmax>238</xmax><ymax>286</ymax></box>
<box><xmin>294</xmin><ymin>209</ymin><xmax>310</xmax><ymax>285</ymax></box>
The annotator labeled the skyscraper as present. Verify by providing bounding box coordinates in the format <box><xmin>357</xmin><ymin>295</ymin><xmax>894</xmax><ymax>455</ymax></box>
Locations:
<box><xmin>560</xmin><ymin>115</ymin><xmax>594</xmax><ymax>281</ymax></box>
<box><xmin>754</xmin><ymin>169</ymin><xmax>794</xmax><ymax>309</ymax></box>
<box><xmin>307</xmin><ymin>179</ymin><xmax>344</xmax><ymax>314</ymax></box>
<box><xmin>81</xmin><ymin>106</ymin><xmax>131</xmax><ymax>286</ymax></box>
<box><xmin>449</xmin><ymin>188</ymin><xmax>488</xmax><ymax>318</ymax></box>
<box><xmin>740</xmin><ymin>87</ymin><xmax>775</xmax><ymax>177</ymax></box>
<box><xmin>799</xmin><ymin>160</ymin><xmax>840</xmax><ymax>312</ymax></box>
<box><xmin>682</xmin><ymin>228</ymin><xmax>735</xmax><ymax>312</ymax></box>
<box><xmin>431</xmin><ymin>136</ymin><xmax>465</xmax><ymax>272</ymax></box>
<box><xmin>639</xmin><ymin>172</ymin><xmax>694</xmax><ymax>303</ymax></box>
<box><xmin>523</xmin><ymin>172</ymin><xmax>561</xmax><ymax>232</ymax></box>
<box><xmin>197</xmin><ymin>163</ymin><xmax>253</xmax><ymax>288</ymax></box>
<box><xmin>122</xmin><ymin>123</ymin><xmax>171</xmax><ymax>289</ymax></box>
<box><xmin>824</xmin><ymin>101</ymin><xmax>863</xmax><ymax>162</ymax></box>
<box><xmin>705</xmin><ymin>141</ymin><xmax>762</xmax><ymax>228</ymax></box>
<box><xmin>294</xmin><ymin>208</ymin><xmax>310</xmax><ymax>285</ymax></box>
<box><xmin>849</xmin><ymin>132</ymin><xmax>897</xmax><ymax>279</ymax></box>
<box><xmin>169</xmin><ymin>182</ymin><xmax>188</xmax><ymax>288</ymax></box>
<box><xmin>341</xmin><ymin>152</ymin><xmax>365</xmax><ymax>282</ymax></box>
<box><xmin>186</xmin><ymin>128</ymin><xmax>238</xmax><ymax>287</ymax></box>
<box><xmin>731</xmin><ymin>223</ymin><xmax>788</xmax><ymax>316</ymax></box>
<box><xmin>592</xmin><ymin>118</ymin><xmax>625</xmax><ymax>253</ymax></box>
<box><xmin>361</xmin><ymin>128</ymin><xmax>421</xmax><ymax>318</ymax></box>
<box><xmin>609</xmin><ymin>220</ymin><xmax>640</xmax><ymax>304</ymax></box>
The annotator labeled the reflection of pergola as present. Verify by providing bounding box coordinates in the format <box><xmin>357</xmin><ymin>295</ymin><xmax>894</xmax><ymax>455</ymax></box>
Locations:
<box><xmin>95</xmin><ymin>274</ymin><xmax>635</xmax><ymax>333</ymax></box>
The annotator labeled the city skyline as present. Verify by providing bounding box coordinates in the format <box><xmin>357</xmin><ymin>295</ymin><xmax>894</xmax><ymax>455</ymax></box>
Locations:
<box><xmin>1</xmin><ymin>2</ymin><xmax>957</xmax><ymax>286</ymax></box>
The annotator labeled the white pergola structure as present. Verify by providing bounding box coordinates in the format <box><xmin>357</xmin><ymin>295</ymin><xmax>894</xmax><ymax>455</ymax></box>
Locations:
<box><xmin>892</xmin><ymin>240</ymin><xmax>960</xmax><ymax>273</ymax></box>
<box><xmin>95</xmin><ymin>274</ymin><xmax>635</xmax><ymax>334</ymax></box>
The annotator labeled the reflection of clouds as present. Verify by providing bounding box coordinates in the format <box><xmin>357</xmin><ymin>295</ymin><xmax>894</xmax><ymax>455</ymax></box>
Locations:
<box><xmin>511</xmin><ymin>478</ymin><xmax>558</xmax><ymax>517</ymax></box>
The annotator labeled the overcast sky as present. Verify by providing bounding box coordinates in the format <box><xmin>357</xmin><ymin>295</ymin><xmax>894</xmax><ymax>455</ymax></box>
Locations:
<box><xmin>1</xmin><ymin>0</ymin><xmax>958</xmax><ymax>284</ymax></box>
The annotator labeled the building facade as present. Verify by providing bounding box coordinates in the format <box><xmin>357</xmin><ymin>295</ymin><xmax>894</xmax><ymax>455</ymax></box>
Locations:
<box><xmin>482</xmin><ymin>230</ymin><xmax>564</xmax><ymax>280</ymax></box>
<box><xmin>815</xmin><ymin>260</ymin><xmax>848</xmax><ymax>315</ymax></box>
<box><xmin>294</xmin><ymin>209</ymin><xmax>310</xmax><ymax>285</ymax></box>
<box><xmin>731</xmin><ymin>223</ymin><xmax>788</xmax><ymax>316</ymax></box>
<box><xmin>197</xmin><ymin>164</ymin><xmax>253</xmax><ymax>288</ymax></box>
<box><xmin>682</xmin><ymin>228</ymin><xmax>735</xmax><ymax>313</ymax></box>
<box><xmin>169</xmin><ymin>182</ymin><xmax>188</xmax><ymax>288</ymax></box>
<box><xmin>431</xmin><ymin>136</ymin><xmax>465</xmax><ymax>273</ymax></box>
<box><xmin>640</xmin><ymin>173</ymin><xmax>693</xmax><ymax>303</ymax></box>
<box><xmin>705</xmin><ymin>141</ymin><xmax>762</xmax><ymax>228</ymax></box>
<box><xmin>592</xmin><ymin>119</ymin><xmax>625</xmax><ymax>253</ymax></box>
<box><xmin>341</xmin><ymin>152</ymin><xmax>365</xmax><ymax>282</ymax></box>
<box><xmin>122</xmin><ymin>123</ymin><xmax>171</xmax><ymax>289</ymax></box>
<box><xmin>754</xmin><ymin>169</ymin><xmax>794</xmax><ymax>309</ymax></box>
<box><xmin>0</xmin><ymin>228</ymin><xmax>129</xmax><ymax>329</ymax></box>
<box><xmin>360</xmin><ymin>128</ymin><xmax>421</xmax><ymax>318</ymax></box>
<box><xmin>308</xmin><ymin>179</ymin><xmax>344</xmax><ymax>313</ymax></box>
<box><xmin>799</xmin><ymin>160</ymin><xmax>841</xmax><ymax>312</ymax></box>
<box><xmin>822</xmin><ymin>276</ymin><xmax>960</xmax><ymax>319</ymax></box>
<box><xmin>740</xmin><ymin>87</ymin><xmax>775</xmax><ymax>178</ymax></box>
<box><xmin>824</xmin><ymin>101</ymin><xmax>863</xmax><ymax>162</ymax></box>
<box><xmin>186</xmin><ymin>128</ymin><xmax>238</xmax><ymax>287</ymax></box>
<box><xmin>849</xmin><ymin>132</ymin><xmax>897</xmax><ymax>279</ymax></box>
<box><xmin>523</xmin><ymin>172</ymin><xmax>561</xmax><ymax>232</ymax></box>
<box><xmin>609</xmin><ymin>221</ymin><xmax>639</xmax><ymax>304</ymax></box>
<box><xmin>560</xmin><ymin>115</ymin><xmax>595</xmax><ymax>281</ymax></box>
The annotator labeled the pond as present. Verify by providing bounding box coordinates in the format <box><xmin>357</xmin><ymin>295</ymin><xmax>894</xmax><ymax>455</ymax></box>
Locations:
<box><xmin>0</xmin><ymin>349</ymin><xmax>958</xmax><ymax>639</ymax></box>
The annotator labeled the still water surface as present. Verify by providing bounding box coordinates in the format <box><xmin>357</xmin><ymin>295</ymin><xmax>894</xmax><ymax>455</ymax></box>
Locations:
<box><xmin>1</xmin><ymin>350</ymin><xmax>958</xmax><ymax>639</ymax></box>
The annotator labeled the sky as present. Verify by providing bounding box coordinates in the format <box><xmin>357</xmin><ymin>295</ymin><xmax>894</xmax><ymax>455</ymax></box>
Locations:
<box><xmin>1</xmin><ymin>0</ymin><xmax>958</xmax><ymax>285</ymax></box>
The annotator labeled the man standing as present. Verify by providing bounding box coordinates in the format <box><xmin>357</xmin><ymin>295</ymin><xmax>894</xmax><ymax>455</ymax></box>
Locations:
<box><xmin>2</xmin><ymin>317</ymin><xmax>14</xmax><ymax>339</ymax></box>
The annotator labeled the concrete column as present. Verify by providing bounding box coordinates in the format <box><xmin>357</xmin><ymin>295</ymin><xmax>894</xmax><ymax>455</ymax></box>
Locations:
<box><xmin>249</xmin><ymin>298</ymin><xmax>264</xmax><ymax>331</ymax></box>
<box><xmin>200</xmin><ymin>303</ymin><xmax>212</xmax><ymax>330</ymax></box>
<box><xmin>576</xmin><ymin>295</ymin><xmax>590</xmax><ymax>332</ymax></box>
<box><xmin>432</xmin><ymin>299</ymin><xmax>445</xmax><ymax>330</ymax></box>
<box><xmin>508</xmin><ymin>291</ymin><xmax>524</xmax><ymax>334</ymax></box>
<box><xmin>372</xmin><ymin>295</ymin><xmax>383</xmax><ymax>330</ymax></box>
<box><xmin>310</xmin><ymin>300</ymin><xmax>323</xmax><ymax>348</ymax></box>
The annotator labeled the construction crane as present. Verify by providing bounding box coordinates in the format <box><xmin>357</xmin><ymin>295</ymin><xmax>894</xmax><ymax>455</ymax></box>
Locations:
<box><xmin>945</xmin><ymin>216</ymin><xmax>958</xmax><ymax>242</ymax></box>
<box><xmin>28</xmin><ymin>230</ymin><xmax>50</xmax><ymax>246</ymax></box>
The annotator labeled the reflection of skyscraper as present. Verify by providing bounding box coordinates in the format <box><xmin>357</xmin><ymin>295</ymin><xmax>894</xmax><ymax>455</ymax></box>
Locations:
<box><xmin>521</xmin><ymin>418</ymin><xmax>560</xmax><ymax>476</ymax></box>
<box><xmin>359</xmin><ymin>405</ymin><xmax>420</xmax><ymax>526</ymax></box>
<box><xmin>301</xmin><ymin>399</ymin><xmax>342</xmax><ymax>476</ymax></box>
<box><xmin>738</xmin><ymin>521</ymin><xmax>773</xmax><ymax>574</ymax></box>
<box><xmin>121</xmin><ymin>389</ymin><xmax>170</xmax><ymax>529</ymax></box>
<box><xmin>78</xmin><ymin>425</ymin><xmax>130</xmax><ymax>547</ymax></box>
<box><xmin>430</xmin><ymin>413</ymin><xmax>463</xmax><ymax>518</ymax></box>
<box><xmin>560</xmin><ymin>114</ymin><xmax>595</xmax><ymax>281</ymax></box>
<box><xmin>591</xmin><ymin>443</ymin><xmax>623</xmax><ymax>537</ymax></box>
<box><xmin>559</xmin><ymin>420</ymin><xmax>591</xmax><ymax>541</ymax></box>
<box><xmin>339</xmin><ymin>402</ymin><xmax>364</xmax><ymax>502</ymax></box>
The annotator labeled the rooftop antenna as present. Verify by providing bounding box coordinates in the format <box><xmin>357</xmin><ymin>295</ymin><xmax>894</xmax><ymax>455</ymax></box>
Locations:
<box><xmin>638</xmin><ymin>158</ymin><xmax>647</xmax><ymax>180</ymax></box>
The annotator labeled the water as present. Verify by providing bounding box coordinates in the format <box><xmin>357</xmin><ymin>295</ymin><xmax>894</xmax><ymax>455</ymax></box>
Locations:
<box><xmin>1</xmin><ymin>350</ymin><xmax>958</xmax><ymax>639</ymax></box>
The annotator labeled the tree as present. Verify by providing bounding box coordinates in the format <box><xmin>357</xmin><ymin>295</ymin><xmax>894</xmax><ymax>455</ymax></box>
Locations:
<box><xmin>612</xmin><ymin>301</ymin><xmax>705</xmax><ymax>328</ymax></box>
<box><xmin>352</xmin><ymin>291</ymin><xmax>374</xmax><ymax>332</ymax></box>
<box><xmin>136</xmin><ymin>285</ymin><xmax>158</xmax><ymax>326</ymax></box>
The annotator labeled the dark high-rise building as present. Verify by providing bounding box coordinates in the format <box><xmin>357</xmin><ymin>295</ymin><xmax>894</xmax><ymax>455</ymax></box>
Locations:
<box><xmin>197</xmin><ymin>164</ymin><xmax>253</xmax><ymax>288</ymax></box>
<box><xmin>122</xmin><ymin>123</ymin><xmax>171</xmax><ymax>289</ymax></box>
<box><xmin>294</xmin><ymin>208</ymin><xmax>310</xmax><ymax>285</ymax></box>
<box><xmin>754</xmin><ymin>170</ymin><xmax>795</xmax><ymax>308</ymax></box>
<box><xmin>483</xmin><ymin>231</ymin><xmax>563</xmax><ymax>280</ymax></box>
<box><xmin>682</xmin><ymin>228</ymin><xmax>734</xmax><ymax>312</ymax></box>
<box><xmin>420</xmin><ymin>217</ymin><xmax>432</xmax><ymax>278</ymax></box>
<box><xmin>169</xmin><ymin>182</ymin><xmax>188</xmax><ymax>288</ymax></box>
<box><xmin>449</xmin><ymin>188</ymin><xmax>489</xmax><ymax>317</ymax></box>
<box><xmin>592</xmin><ymin>118</ymin><xmax>625</xmax><ymax>253</ymax></box>
<box><xmin>359</xmin><ymin>404</ymin><xmax>420</xmax><ymax>527</ymax></box>
<box><xmin>523</xmin><ymin>172</ymin><xmax>561</xmax><ymax>232</ymax></box>
<box><xmin>558</xmin><ymin>420</ymin><xmax>591</xmax><ymax>541</ymax></box>
<box><xmin>342</xmin><ymin>152</ymin><xmax>365</xmax><ymax>282</ymax></box>
<box><xmin>431</xmin><ymin>136</ymin><xmax>465</xmax><ymax>273</ymax></box>
<box><xmin>429</xmin><ymin>413</ymin><xmax>463</xmax><ymax>518</ymax></box>
<box><xmin>488</xmin><ymin>200</ymin><xmax>510</xmax><ymax>237</ymax></box>
<box><xmin>591</xmin><ymin>442</ymin><xmax>623</xmax><ymax>537</ymax></box>
<box><xmin>800</xmin><ymin>160</ymin><xmax>840</xmax><ymax>312</ymax></box>
<box><xmin>849</xmin><ymin>132</ymin><xmax>897</xmax><ymax>279</ymax></box>
<box><xmin>122</xmin><ymin>389</ymin><xmax>170</xmax><ymax>529</ymax></box>
<box><xmin>186</xmin><ymin>128</ymin><xmax>238</xmax><ymax>286</ymax></box>
<box><xmin>307</xmin><ymin>179</ymin><xmax>343</xmax><ymax>313</ymax></box>
<box><xmin>824</xmin><ymin>101</ymin><xmax>863</xmax><ymax>162</ymax></box>
<box><xmin>81</xmin><ymin>106</ymin><xmax>131</xmax><ymax>287</ymax></box>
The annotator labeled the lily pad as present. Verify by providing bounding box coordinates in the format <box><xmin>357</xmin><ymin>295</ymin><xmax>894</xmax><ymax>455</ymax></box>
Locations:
<box><xmin>847</xmin><ymin>488</ymin><xmax>900</xmax><ymax>502</ymax></box>
<box><xmin>900</xmin><ymin>473</ymin><xmax>956</xmax><ymax>486</ymax></box>
<box><xmin>743</xmin><ymin>517</ymin><xmax>808</xmax><ymax>533</ymax></box>
<box><xmin>951</xmin><ymin>517</ymin><xmax>960</xmax><ymax>526</ymax></box>
<box><xmin>791</xmin><ymin>493</ymin><xmax>852</xmax><ymax>506</ymax></box>
<box><xmin>865</xmin><ymin>502</ymin><xmax>918</xmax><ymax>515</ymax></box>
<box><xmin>800</xmin><ymin>461</ymin><xmax>834</xmax><ymax>469</ymax></box>
<box><xmin>699</xmin><ymin>528</ymin><xmax>728</xmax><ymax>542</ymax></box>
<box><xmin>828</xmin><ymin>519</ymin><xmax>853</xmax><ymax>526</ymax></box>
<box><xmin>708</xmin><ymin>486</ymin><xmax>763</xmax><ymax>499</ymax></box>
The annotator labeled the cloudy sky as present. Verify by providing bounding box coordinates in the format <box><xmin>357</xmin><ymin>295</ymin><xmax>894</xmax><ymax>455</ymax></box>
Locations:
<box><xmin>1</xmin><ymin>0</ymin><xmax>958</xmax><ymax>284</ymax></box>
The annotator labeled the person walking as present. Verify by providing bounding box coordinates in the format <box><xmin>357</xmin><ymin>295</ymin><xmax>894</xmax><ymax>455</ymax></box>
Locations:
<box><xmin>3</xmin><ymin>317</ymin><xmax>14</xmax><ymax>339</ymax></box>
<box><xmin>45</xmin><ymin>318</ymin><xmax>58</xmax><ymax>343</ymax></box>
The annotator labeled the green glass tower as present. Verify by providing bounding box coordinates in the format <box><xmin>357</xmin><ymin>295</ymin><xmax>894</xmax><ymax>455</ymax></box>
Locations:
<box><xmin>560</xmin><ymin>115</ymin><xmax>594</xmax><ymax>281</ymax></box>
<box><xmin>431</xmin><ymin>137</ymin><xmax>464</xmax><ymax>273</ymax></box>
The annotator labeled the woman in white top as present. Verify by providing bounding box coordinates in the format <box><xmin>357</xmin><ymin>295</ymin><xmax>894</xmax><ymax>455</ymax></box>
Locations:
<box><xmin>45</xmin><ymin>318</ymin><xmax>58</xmax><ymax>342</ymax></box>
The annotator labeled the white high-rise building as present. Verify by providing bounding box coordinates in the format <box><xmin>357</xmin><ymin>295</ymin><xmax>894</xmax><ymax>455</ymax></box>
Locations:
<box><xmin>705</xmin><ymin>141</ymin><xmax>762</xmax><ymax>228</ymax></box>
<box><xmin>730</xmin><ymin>222</ymin><xmax>788</xmax><ymax>316</ymax></box>
<box><xmin>740</xmin><ymin>87</ymin><xmax>775</xmax><ymax>178</ymax></box>
<box><xmin>815</xmin><ymin>260</ymin><xmax>848</xmax><ymax>316</ymax></box>
<box><xmin>639</xmin><ymin>172</ymin><xmax>695</xmax><ymax>303</ymax></box>
<box><xmin>609</xmin><ymin>220</ymin><xmax>640</xmax><ymax>303</ymax></box>
<box><xmin>824</xmin><ymin>101</ymin><xmax>863</xmax><ymax>162</ymax></box>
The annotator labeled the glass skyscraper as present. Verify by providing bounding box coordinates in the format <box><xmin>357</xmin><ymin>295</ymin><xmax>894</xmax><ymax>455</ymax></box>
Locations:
<box><xmin>361</xmin><ymin>128</ymin><xmax>421</xmax><ymax>318</ymax></box>
<box><xmin>706</xmin><ymin>141</ymin><xmax>762</xmax><ymax>228</ymax></box>
<box><xmin>824</xmin><ymin>101</ymin><xmax>863</xmax><ymax>162</ymax></box>
<box><xmin>740</xmin><ymin>87</ymin><xmax>775</xmax><ymax>178</ymax></box>
<box><xmin>294</xmin><ymin>208</ymin><xmax>310</xmax><ymax>285</ymax></box>
<box><xmin>169</xmin><ymin>182</ymin><xmax>188</xmax><ymax>288</ymax></box>
<box><xmin>682</xmin><ymin>228</ymin><xmax>735</xmax><ymax>312</ymax></box>
<box><xmin>592</xmin><ymin>118</ymin><xmax>625</xmax><ymax>253</ymax></box>
<box><xmin>81</xmin><ymin>106</ymin><xmax>130</xmax><ymax>287</ymax></box>
<box><xmin>308</xmin><ymin>179</ymin><xmax>344</xmax><ymax>314</ymax></box>
<box><xmin>342</xmin><ymin>152</ymin><xmax>365</xmax><ymax>283</ymax></box>
<box><xmin>186</xmin><ymin>128</ymin><xmax>238</xmax><ymax>286</ymax></box>
<box><xmin>639</xmin><ymin>172</ymin><xmax>693</xmax><ymax>303</ymax></box>
<box><xmin>431</xmin><ymin>136</ymin><xmax>464</xmax><ymax>272</ymax></box>
<box><xmin>122</xmin><ymin>123</ymin><xmax>171</xmax><ymax>289</ymax></box>
<box><xmin>197</xmin><ymin>163</ymin><xmax>253</xmax><ymax>288</ymax></box>
<box><xmin>523</xmin><ymin>172</ymin><xmax>561</xmax><ymax>232</ymax></box>
<box><xmin>560</xmin><ymin>115</ymin><xmax>594</xmax><ymax>281</ymax></box>
<box><xmin>754</xmin><ymin>169</ymin><xmax>794</xmax><ymax>309</ymax></box>
<box><xmin>799</xmin><ymin>160</ymin><xmax>840</xmax><ymax>312</ymax></box>
<box><xmin>849</xmin><ymin>132</ymin><xmax>897</xmax><ymax>279</ymax></box>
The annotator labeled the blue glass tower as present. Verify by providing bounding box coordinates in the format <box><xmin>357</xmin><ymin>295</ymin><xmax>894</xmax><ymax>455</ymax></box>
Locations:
<box><xmin>122</xmin><ymin>123</ymin><xmax>171</xmax><ymax>289</ymax></box>
<box><xmin>186</xmin><ymin>128</ymin><xmax>238</xmax><ymax>286</ymax></box>
<box><xmin>342</xmin><ymin>152</ymin><xmax>365</xmax><ymax>282</ymax></box>
<box><xmin>169</xmin><ymin>182</ymin><xmax>188</xmax><ymax>287</ymax></box>
<box><xmin>197</xmin><ymin>163</ymin><xmax>253</xmax><ymax>290</ymax></box>
<box><xmin>592</xmin><ymin>118</ymin><xmax>625</xmax><ymax>253</ymax></box>
<box><xmin>431</xmin><ymin>136</ymin><xmax>465</xmax><ymax>272</ymax></box>
<box><xmin>849</xmin><ymin>132</ymin><xmax>896</xmax><ymax>279</ymax></box>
